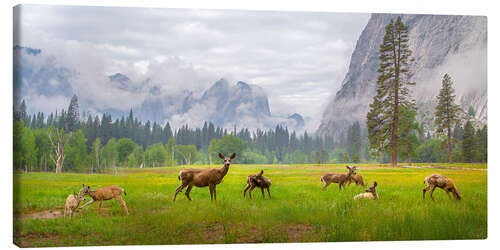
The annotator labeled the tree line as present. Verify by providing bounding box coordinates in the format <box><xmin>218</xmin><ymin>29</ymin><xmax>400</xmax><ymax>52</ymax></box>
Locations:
<box><xmin>13</xmin><ymin>95</ymin><xmax>342</xmax><ymax>173</ymax></box>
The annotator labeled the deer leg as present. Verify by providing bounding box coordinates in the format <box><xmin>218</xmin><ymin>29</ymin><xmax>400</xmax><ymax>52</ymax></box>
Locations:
<box><xmin>209</xmin><ymin>184</ymin><xmax>214</xmax><ymax>201</ymax></box>
<box><xmin>429</xmin><ymin>186</ymin><xmax>437</xmax><ymax>202</ymax></box>
<box><xmin>70</xmin><ymin>209</ymin><xmax>73</xmax><ymax>218</ymax></box>
<box><xmin>116</xmin><ymin>196</ymin><xmax>129</xmax><ymax>215</ymax></box>
<box><xmin>173</xmin><ymin>183</ymin><xmax>187</xmax><ymax>202</ymax></box>
<box><xmin>243</xmin><ymin>183</ymin><xmax>251</xmax><ymax>198</ymax></box>
<box><xmin>248</xmin><ymin>185</ymin><xmax>256</xmax><ymax>200</ymax></box>
<box><xmin>261</xmin><ymin>187</ymin><xmax>265</xmax><ymax>198</ymax></box>
<box><xmin>338</xmin><ymin>183</ymin><xmax>343</xmax><ymax>191</ymax></box>
<box><xmin>98</xmin><ymin>201</ymin><xmax>103</xmax><ymax>215</ymax></box>
<box><xmin>213</xmin><ymin>185</ymin><xmax>217</xmax><ymax>201</ymax></box>
<box><xmin>266</xmin><ymin>187</ymin><xmax>271</xmax><ymax>199</ymax></box>
<box><xmin>445</xmin><ymin>189</ymin><xmax>452</xmax><ymax>199</ymax></box>
<box><xmin>185</xmin><ymin>185</ymin><xmax>193</xmax><ymax>201</ymax></box>
<box><xmin>79</xmin><ymin>199</ymin><xmax>95</xmax><ymax>209</ymax></box>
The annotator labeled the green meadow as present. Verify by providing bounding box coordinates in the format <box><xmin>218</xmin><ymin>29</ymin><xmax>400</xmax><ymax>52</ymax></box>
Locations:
<box><xmin>13</xmin><ymin>164</ymin><xmax>487</xmax><ymax>247</ymax></box>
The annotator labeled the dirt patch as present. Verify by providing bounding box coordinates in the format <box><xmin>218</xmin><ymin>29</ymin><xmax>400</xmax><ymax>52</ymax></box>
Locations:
<box><xmin>14</xmin><ymin>207</ymin><xmax>115</xmax><ymax>220</ymax></box>
<box><xmin>14</xmin><ymin>232</ymin><xmax>63</xmax><ymax>247</ymax></box>
<box><xmin>14</xmin><ymin>210</ymin><xmax>64</xmax><ymax>220</ymax></box>
<box><xmin>192</xmin><ymin>222</ymin><xmax>317</xmax><ymax>243</ymax></box>
<box><xmin>285</xmin><ymin>224</ymin><xmax>316</xmax><ymax>242</ymax></box>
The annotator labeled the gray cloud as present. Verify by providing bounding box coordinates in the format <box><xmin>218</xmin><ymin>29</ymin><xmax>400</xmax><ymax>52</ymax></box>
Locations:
<box><xmin>16</xmin><ymin>4</ymin><xmax>370</xmax><ymax>130</ymax></box>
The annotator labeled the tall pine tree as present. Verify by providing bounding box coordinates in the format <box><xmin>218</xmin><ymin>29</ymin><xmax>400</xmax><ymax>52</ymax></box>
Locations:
<box><xmin>66</xmin><ymin>95</ymin><xmax>80</xmax><ymax>132</ymax></box>
<box><xmin>367</xmin><ymin>17</ymin><xmax>415</xmax><ymax>167</ymax></box>
<box><xmin>462</xmin><ymin>120</ymin><xmax>475</xmax><ymax>163</ymax></box>
<box><xmin>434</xmin><ymin>73</ymin><xmax>462</xmax><ymax>163</ymax></box>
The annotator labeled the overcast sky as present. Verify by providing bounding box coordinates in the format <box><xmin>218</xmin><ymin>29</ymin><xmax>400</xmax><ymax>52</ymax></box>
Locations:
<box><xmin>16</xmin><ymin>5</ymin><xmax>370</xmax><ymax>130</ymax></box>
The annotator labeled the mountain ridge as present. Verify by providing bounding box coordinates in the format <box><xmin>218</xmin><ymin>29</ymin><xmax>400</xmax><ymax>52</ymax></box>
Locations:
<box><xmin>13</xmin><ymin>46</ymin><xmax>304</xmax><ymax>131</ymax></box>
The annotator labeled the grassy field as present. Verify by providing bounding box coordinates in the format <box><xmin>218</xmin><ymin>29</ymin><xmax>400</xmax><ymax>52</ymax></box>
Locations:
<box><xmin>13</xmin><ymin>164</ymin><xmax>487</xmax><ymax>247</ymax></box>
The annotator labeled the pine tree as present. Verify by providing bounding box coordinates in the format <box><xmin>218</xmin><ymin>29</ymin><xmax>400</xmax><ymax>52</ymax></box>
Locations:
<box><xmin>397</xmin><ymin>104</ymin><xmax>420</xmax><ymax>165</ymax></box>
<box><xmin>462</xmin><ymin>120</ymin><xmax>476</xmax><ymax>163</ymax></box>
<box><xmin>477</xmin><ymin>125</ymin><xmax>487</xmax><ymax>162</ymax></box>
<box><xmin>434</xmin><ymin>73</ymin><xmax>462</xmax><ymax>163</ymax></box>
<box><xmin>66</xmin><ymin>95</ymin><xmax>80</xmax><ymax>132</ymax></box>
<box><xmin>367</xmin><ymin>17</ymin><xmax>415</xmax><ymax>167</ymax></box>
<box><xmin>346</xmin><ymin>122</ymin><xmax>361</xmax><ymax>163</ymax></box>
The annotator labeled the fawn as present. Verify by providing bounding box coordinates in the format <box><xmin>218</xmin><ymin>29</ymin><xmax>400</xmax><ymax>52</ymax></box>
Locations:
<box><xmin>79</xmin><ymin>184</ymin><xmax>129</xmax><ymax>215</ymax></box>
<box><xmin>243</xmin><ymin>170</ymin><xmax>272</xmax><ymax>199</ymax></box>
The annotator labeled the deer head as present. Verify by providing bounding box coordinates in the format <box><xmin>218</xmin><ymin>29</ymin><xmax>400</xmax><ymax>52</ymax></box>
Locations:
<box><xmin>218</xmin><ymin>153</ymin><xmax>236</xmax><ymax>167</ymax></box>
<box><xmin>366</xmin><ymin>181</ymin><xmax>377</xmax><ymax>193</ymax></box>
<box><xmin>346</xmin><ymin>165</ymin><xmax>356</xmax><ymax>176</ymax></box>
<box><xmin>74</xmin><ymin>191</ymin><xmax>86</xmax><ymax>202</ymax></box>
<box><xmin>81</xmin><ymin>184</ymin><xmax>91</xmax><ymax>196</ymax></box>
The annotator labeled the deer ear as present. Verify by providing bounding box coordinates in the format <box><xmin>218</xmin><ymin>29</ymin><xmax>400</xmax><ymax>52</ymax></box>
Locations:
<box><xmin>259</xmin><ymin>170</ymin><xmax>264</xmax><ymax>176</ymax></box>
<box><xmin>373</xmin><ymin>181</ymin><xmax>377</xmax><ymax>187</ymax></box>
<box><xmin>218</xmin><ymin>153</ymin><xmax>225</xmax><ymax>159</ymax></box>
<box><xmin>74</xmin><ymin>191</ymin><xmax>77</xmax><ymax>196</ymax></box>
<box><xmin>230</xmin><ymin>153</ymin><xmax>236</xmax><ymax>159</ymax></box>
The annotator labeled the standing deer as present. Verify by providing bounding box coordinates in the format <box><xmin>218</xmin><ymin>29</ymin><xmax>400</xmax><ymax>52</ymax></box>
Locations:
<box><xmin>354</xmin><ymin>181</ymin><xmax>379</xmax><ymax>200</ymax></box>
<box><xmin>321</xmin><ymin>166</ymin><xmax>356</xmax><ymax>191</ymax></box>
<box><xmin>423</xmin><ymin>174</ymin><xmax>461</xmax><ymax>201</ymax></box>
<box><xmin>173</xmin><ymin>152</ymin><xmax>236</xmax><ymax>202</ymax></box>
<box><xmin>79</xmin><ymin>184</ymin><xmax>129</xmax><ymax>215</ymax></box>
<box><xmin>64</xmin><ymin>190</ymin><xmax>87</xmax><ymax>218</ymax></box>
<box><xmin>243</xmin><ymin>170</ymin><xmax>271</xmax><ymax>199</ymax></box>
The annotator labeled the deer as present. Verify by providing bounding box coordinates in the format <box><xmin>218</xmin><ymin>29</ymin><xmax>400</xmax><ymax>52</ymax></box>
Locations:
<box><xmin>321</xmin><ymin>166</ymin><xmax>356</xmax><ymax>191</ymax></box>
<box><xmin>243</xmin><ymin>170</ymin><xmax>271</xmax><ymax>199</ymax></box>
<box><xmin>423</xmin><ymin>174</ymin><xmax>461</xmax><ymax>201</ymax></box>
<box><xmin>347</xmin><ymin>167</ymin><xmax>366</xmax><ymax>187</ymax></box>
<box><xmin>354</xmin><ymin>181</ymin><xmax>379</xmax><ymax>200</ymax></box>
<box><xmin>173</xmin><ymin>152</ymin><xmax>236</xmax><ymax>202</ymax></box>
<box><xmin>64</xmin><ymin>190</ymin><xmax>87</xmax><ymax>218</ymax></box>
<box><xmin>79</xmin><ymin>184</ymin><xmax>129</xmax><ymax>215</ymax></box>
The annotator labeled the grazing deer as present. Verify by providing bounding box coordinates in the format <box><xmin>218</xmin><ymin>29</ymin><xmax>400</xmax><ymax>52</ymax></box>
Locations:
<box><xmin>321</xmin><ymin>166</ymin><xmax>356</xmax><ymax>191</ymax></box>
<box><xmin>243</xmin><ymin>170</ymin><xmax>272</xmax><ymax>199</ymax></box>
<box><xmin>348</xmin><ymin>170</ymin><xmax>366</xmax><ymax>187</ymax></box>
<box><xmin>173</xmin><ymin>153</ymin><xmax>236</xmax><ymax>202</ymax></box>
<box><xmin>354</xmin><ymin>181</ymin><xmax>378</xmax><ymax>200</ymax></box>
<box><xmin>423</xmin><ymin>174</ymin><xmax>461</xmax><ymax>201</ymax></box>
<box><xmin>79</xmin><ymin>184</ymin><xmax>129</xmax><ymax>215</ymax></box>
<box><xmin>64</xmin><ymin>190</ymin><xmax>87</xmax><ymax>218</ymax></box>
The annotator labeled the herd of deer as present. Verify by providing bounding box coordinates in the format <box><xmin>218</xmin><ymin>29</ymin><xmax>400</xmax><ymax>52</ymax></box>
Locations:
<box><xmin>64</xmin><ymin>153</ymin><xmax>461</xmax><ymax>218</ymax></box>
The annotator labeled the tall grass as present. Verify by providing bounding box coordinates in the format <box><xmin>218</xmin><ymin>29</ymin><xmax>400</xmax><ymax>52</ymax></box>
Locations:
<box><xmin>13</xmin><ymin>164</ymin><xmax>487</xmax><ymax>247</ymax></box>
